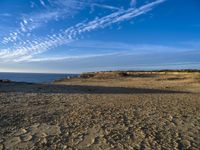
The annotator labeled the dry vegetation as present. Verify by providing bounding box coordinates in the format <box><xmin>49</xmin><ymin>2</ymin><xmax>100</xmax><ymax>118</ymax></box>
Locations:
<box><xmin>0</xmin><ymin>71</ymin><xmax>200</xmax><ymax>149</ymax></box>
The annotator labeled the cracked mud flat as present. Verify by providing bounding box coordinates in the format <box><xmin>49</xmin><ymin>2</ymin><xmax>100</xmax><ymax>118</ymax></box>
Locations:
<box><xmin>0</xmin><ymin>73</ymin><xmax>200</xmax><ymax>149</ymax></box>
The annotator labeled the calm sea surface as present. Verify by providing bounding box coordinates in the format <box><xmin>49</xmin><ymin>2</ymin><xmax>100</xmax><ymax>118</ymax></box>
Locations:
<box><xmin>0</xmin><ymin>72</ymin><xmax>79</xmax><ymax>83</ymax></box>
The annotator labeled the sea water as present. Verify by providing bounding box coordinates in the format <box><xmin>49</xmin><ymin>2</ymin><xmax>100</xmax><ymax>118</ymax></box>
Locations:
<box><xmin>0</xmin><ymin>72</ymin><xmax>79</xmax><ymax>83</ymax></box>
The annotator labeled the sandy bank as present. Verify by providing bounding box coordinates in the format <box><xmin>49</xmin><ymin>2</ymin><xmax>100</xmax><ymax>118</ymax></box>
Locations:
<box><xmin>0</xmin><ymin>72</ymin><xmax>199</xmax><ymax>149</ymax></box>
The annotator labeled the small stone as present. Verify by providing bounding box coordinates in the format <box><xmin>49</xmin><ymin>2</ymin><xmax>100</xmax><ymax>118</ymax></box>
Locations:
<box><xmin>168</xmin><ymin>115</ymin><xmax>173</xmax><ymax>121</ymax></box>
<box><xmin>20</xmin><ymin>134</ymin><xmax>32</xmax><ymax>142</ymax></box>
<box><xmin>40</xmin><ymin>138</ymin><xmax>47</xmax><ymax>144</ymax></box>
<box><xmin>39</xmin><ymin>132</ymin><xmax>48</xmax><ymax>138</ymax></box>
<box><xmin>14</xmin><ymin>128</ymin><xmax>27</xmax><ymax>136</ymax></box>
<box><xmin>134</xmin><ymin>144</ymin><xmax>140</xmax><ymax>150</ymax></box>
<box><xmin>63</xmin><ymin>145</ymin><xmax>67</xmax><ymax>149</ymax></box>
<box><xmin>181</xmin><ymin>140</ymin><xmax>191</xmax><ymax>149</ymax></box>
<box><xmin>31</xmin><ymin>123</ymin><xmax>40</xmax><ymax>128</ymax></box>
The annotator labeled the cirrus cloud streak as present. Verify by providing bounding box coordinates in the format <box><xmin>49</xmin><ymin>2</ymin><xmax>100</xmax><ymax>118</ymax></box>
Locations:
<box><xmin>0</xmin><ymin>0</ymin><xmax>166</xmax><ymax>62</ymax></box>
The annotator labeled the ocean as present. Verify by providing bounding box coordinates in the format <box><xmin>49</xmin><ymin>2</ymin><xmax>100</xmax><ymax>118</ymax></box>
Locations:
<box><xmin>0</xmin><ymin>72</ymin><xmax>79</xmax><ymax>83</ymax></box>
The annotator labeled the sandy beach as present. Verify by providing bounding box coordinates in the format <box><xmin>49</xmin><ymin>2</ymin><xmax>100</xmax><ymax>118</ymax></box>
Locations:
<box><xmin>0</xmin><ymin>72</ymin><xmax>200</xmax><ymax>149</ymax></box>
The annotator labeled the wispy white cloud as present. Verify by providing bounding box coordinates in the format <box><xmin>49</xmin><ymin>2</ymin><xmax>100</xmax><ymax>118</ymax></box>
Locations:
<box><xmin>66</xmin><ymin>40</ymin><xmax>192</xmax><ymax>53</ymax></box>
<box><xmin>74</xmin><ymin>0</ymin><xmax>166</xmax><ymax>32</ymax></box>
<box><xmin>52</xmin><ymin>0</ymin><xmax>120</xmax><ymax>11</ymax></box>
<box><xmin>25</xmin><ymin>41</ymin><xmax>198</xmax><ymax>62</ymax></box>
<box><xmin>73</xmin><ymin>0</ymin><xmax>121</xmax><ymax>11</ymax></box>
<box><xmin>19</xmin><ymin>10</ymin><xmax>62</xmax><ymax>32</ymax></box>
<box><xmin>26</xmin><ymin>52</ymin><xmax>121</xmax><ymax>62</ymax></box>
<box><xmin>91</xmin><ymin>3</ymin><xmax>120</xmax><ymax>10</ymax></box>
<box><xmin>0</xmin><ymin>13</ymin><xmax>12</xmax><ymax>17</ymax></box>
<box><xmin>0</xmin><ymin>0</ymin><xmax>166</xmax><ymax>62</ymax></box>
<box><xmin>2</xmin><ymin>0</ymin><xmax>119</xmax><ymax>45</ymax></box>
<box><xmin>39</xmin><ymin>0</ymin><xmax>47</xmax><ymax>8</ymax></box>
<box><xmin>1</xmin><ymin>0</ymin><xmax>86</xmax><ymax>44</ymax></box>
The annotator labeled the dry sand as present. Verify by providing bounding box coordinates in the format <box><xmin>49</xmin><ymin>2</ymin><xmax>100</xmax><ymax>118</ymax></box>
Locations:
<box><xmin>0</xmin><ymin>72</ymin><xmax>200</xmax><ymax>149</ymax></box>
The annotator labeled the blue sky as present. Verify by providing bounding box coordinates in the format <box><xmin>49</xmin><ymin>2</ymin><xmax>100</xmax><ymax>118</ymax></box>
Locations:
<box><xmin>0</xmin><ymin>0</ymin><xmax>200</xmax><ymax>73</ymax></box>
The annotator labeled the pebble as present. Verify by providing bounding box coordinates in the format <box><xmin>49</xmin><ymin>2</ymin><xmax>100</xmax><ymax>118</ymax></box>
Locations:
<box><xmin>14</xmin><ymin>128</ymin><xmax>27</xmax><ymax>136</ymax></box>
<box><xmin>63</xmin><ymin>145</ymin><xmax>67</xmax><ymax>149</ymax></box>
<box><xmin>20</xmin><ymin>134</ymin><xmax>32</xmax><ymax>142</ymax></box>
<box><xmin>181</xmin><ymin>140</ymin><xmax>191</xmax><ymax>149</ymax></box>
<box><xmin>40</xmin><ymin>138</ymin><xmax>47</xmax><ymax>144</ymax></box>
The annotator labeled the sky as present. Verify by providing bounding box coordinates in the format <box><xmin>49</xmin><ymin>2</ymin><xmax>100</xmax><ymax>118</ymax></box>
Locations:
<box><xmin>0</xmin><ymin>0</ymin><xmax>200</xmax><ymax>73</ymax></box>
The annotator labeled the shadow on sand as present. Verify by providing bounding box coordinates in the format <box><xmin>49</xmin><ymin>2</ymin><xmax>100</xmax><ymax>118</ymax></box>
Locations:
<box><xmin>0</xmin><ymin>82</ymin><xmax>188</xmax><ymax>94</ymax></box>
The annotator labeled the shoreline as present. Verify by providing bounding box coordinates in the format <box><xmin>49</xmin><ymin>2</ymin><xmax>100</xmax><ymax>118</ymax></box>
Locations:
<box><xmin>0</xmin><ymin>69</ymin><xmax>200</xmax><ymax>84</ymax></box>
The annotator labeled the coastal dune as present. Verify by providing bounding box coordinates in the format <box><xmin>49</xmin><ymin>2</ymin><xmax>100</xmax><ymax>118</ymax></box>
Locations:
<box><xmin>0</xmin><ymin>71</ymin><xmax>200</xmax><ymax>149</ymax></box>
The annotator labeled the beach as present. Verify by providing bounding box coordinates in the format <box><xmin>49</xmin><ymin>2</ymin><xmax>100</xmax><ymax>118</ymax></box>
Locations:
<box><xmin>0</xmin><ymin>71</ymin><xmax>200</xmax><ymax>149</ymax></box>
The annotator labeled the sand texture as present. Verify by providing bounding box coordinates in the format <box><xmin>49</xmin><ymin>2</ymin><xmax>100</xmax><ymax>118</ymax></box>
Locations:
<box><xmin>0</xmin><ymin>72</ymin><xmax>200</xmax><ymax>149</ymax></box>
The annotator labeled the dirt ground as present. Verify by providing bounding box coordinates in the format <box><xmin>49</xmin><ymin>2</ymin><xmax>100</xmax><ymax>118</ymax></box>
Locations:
<box><xmin>0</xmin><ymin>72</ymin><xmax>200</xmax><ymax>149</ymax></box>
